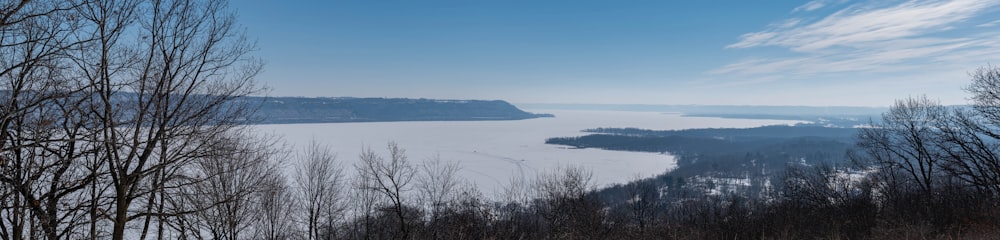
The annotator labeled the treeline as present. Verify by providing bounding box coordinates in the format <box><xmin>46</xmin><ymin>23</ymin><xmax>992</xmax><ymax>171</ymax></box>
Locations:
<box><xmin>583</xmin><ymin>125</ymin><xmax>859</xmax><ymax>141</ymax></box>
<box><xmin>253</xmin><ymin>97</ymin><xmax>551</xmax><ymax>124</ymax></box>
<box><xmin>546</xmin><ymin>132</ymin><xmax>852</xmax><ymax>176</ymax></box>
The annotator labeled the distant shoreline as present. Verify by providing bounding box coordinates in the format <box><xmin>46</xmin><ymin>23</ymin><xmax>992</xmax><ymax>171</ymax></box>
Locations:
<box><xmin>249</xmin><ymin>114</ymin><xmax>554</xmax><ymax>125</ymax></box>
<box><xmin>249</xmin><ymin>96</ymin><xmax>553</xmax><ymax>124</ymax></box>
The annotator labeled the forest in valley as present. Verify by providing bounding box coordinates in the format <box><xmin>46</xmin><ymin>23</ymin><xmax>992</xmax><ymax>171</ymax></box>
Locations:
<box><xmin>4</xmin><ymin>0</ymin><xmax>1000</xmax><ymax>239</ymax></box>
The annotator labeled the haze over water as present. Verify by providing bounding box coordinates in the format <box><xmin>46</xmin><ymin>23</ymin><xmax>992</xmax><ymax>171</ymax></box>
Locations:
<box><xmin>255</xmin><ymin>109</ymin><xmax>801</xmax><ymax>197</ymax></box>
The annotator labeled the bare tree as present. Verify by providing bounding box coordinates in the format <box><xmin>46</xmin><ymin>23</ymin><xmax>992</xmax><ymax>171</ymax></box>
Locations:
<box><xmin>622</xmin><ymin>174</ymin><xmax>659</xmax><ymax>236</ymax></box>
<box><xmin>490</xmin><ymin>173</ymin><xmax>539</xmax><ymax>239</ymax></box>
<box><xmin>185</xmin><ymin>132</ymin><xmax>285</xmax><ymax>240</ymax></box>
<box><xmin>498</xmin><ymin>172</ymin><xmax>531</xmax><ymax>206</ymax></box>
<box><xmin>350</xmin><ymin>165</ymin><xmax>383</xmax><ymax>240</ymax></box>
<box><xmin>0</xmin><ymin>1</ymin><xmax>100</xmax><ymax>239</ymax></box>
<box><xmin>414</xmin><ymin>154</ymin><xmax>464</xmax><ymax>238</ymax></box>
<box><xmin>71</xmin><ymin>0</ymin><xmax>263</xmax><ymax>239</ymax></box>
<box><xmin>931</xmin><ymin>65</ymin><xmax>1000</xmax><ymax>195</ymax></box>
<box><xmin>0</xmin><ymin>85</ymin><xmax>100</xmax><ymax>240</ymax></box>
<box><xmin>966</xmin><ymin>64</ymin><xmax>1000</xmax><ymax>128</ymax></box>
<box><xmin>423</xmin><ymin>181</ymin><xmax>490</xmax><ymax>240</ymax></box>
<box><xmin>0</xmin><ymin>0</ymin><xmax>263</xmax><ymax>238</ymax></box>
<box><xmin>0</xmin><ymin>0</ymin><xmax>88</xmax><ymax>153</ymax></box>
<box><xmin>295</xmin><ymin>140</ymin><xmax>346</xmax><ymax>240</ymax></box>
<box><xmin>255</xmin><ymin>169</ymin><xmax>298</xmax><ymax>240</ymax></box>
<box><xmin>533</xmin><ymin>164</ymin><xmax>604</xmax><ymax>238</ymax></box>
<box><xmin>416</xmin><ymin>154</ymin><xmax>461</xmax><ymax>221</ymax></box>
<box><xmin>931</xmin><ymin>108</ymin><xmax>1000</xmax><ymax>195</ymax></box>
<box><xmin>857</xmin><ymin>96</ymin><xmax>947</xmax><ymax>196</ymax></box>
<box><xmin>355</xmin><ymin>142</ymin><xmax>416</xmax><ymax>240</ymax></box>
<box><xmin>782</xmin><ymin>163</ymin><xmax>868</xmax><ymax>208</ymax></box>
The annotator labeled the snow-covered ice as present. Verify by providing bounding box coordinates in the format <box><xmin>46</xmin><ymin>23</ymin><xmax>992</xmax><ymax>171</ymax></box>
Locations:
<box><xmin>253</xmin><ymin>110</ymin><xmax>800</xmax><ymax>197</ymax></box>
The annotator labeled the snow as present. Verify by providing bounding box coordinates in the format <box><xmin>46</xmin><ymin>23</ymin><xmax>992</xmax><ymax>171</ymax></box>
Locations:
<box><xmin>253</xmin><ymin>109</ymin><xmax>800</xmax><ymax>198</ymax></box>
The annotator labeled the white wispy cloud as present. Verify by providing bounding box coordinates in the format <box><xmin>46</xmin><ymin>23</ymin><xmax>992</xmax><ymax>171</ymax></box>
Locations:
<box><xmin>793</xmin><ymin>0</ymin><xmax>827</xmax><ymax>12</ymax></box>
<box><xmin>979</xmin><ymin>19</ymin><xmax>1000</xmax><ymax>27</ymax></box>
<box><xmin>715</xmin><ymin>0</ymin><xmax>1000</xmax><ymax>84</ymax></box>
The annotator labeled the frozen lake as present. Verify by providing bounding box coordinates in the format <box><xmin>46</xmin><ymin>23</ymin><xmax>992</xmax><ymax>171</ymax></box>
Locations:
<box><xmin>253</xmin><ymin>109</ymin><xmax>800</xmax><ymax>197</ymax></box>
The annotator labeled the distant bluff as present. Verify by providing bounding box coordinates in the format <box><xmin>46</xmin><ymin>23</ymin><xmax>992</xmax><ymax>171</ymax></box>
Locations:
<box><xmin>248</xmin><ymin>97</ymin><xmax>552</xmax><ymax>124</ymax></box>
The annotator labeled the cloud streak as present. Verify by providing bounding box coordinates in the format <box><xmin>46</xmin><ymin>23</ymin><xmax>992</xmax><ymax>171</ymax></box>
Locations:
<box><xmin>979</xmin><ymin>19</ymin><xmax>1000</xmax><ymax>27</ymax></box>
<box><xmin>793</xmin><ymin>0</ymin><xmax>828</xmax><ymax>12</ymax></box>
<box><xmin>714</xmin><ymin>0</ymin><xmax>1000</xmax><ymax>84</ymax></box>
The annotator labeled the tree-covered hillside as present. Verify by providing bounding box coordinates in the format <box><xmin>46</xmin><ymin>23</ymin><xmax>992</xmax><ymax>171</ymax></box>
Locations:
<box><xmin>251</xmin><ymin>97</ymin><xmax>552</xmax><ymax>123</ymax></box>
<box><xmin>546</xmin><ymin>125</ymin><xmax>856</xmax><ymax>195</ymax></box>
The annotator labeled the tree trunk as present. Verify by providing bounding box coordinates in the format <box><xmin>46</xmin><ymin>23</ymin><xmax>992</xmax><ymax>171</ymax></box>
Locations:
<box><xmin>112</xmin><ymin>183</ymin><xmax>130</xmax><ymax>240</ymax></box>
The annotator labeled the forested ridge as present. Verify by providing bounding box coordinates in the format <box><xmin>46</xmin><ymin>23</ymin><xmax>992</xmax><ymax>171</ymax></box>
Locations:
<box><xmin>583</xmin><ymin>125</ymin><xmax>859</xmax><ymax>141</ymax></box>
<box><xmin>251</xmin><ymin>97</ymin><xmax>551</xmax><ymax>124</ymax></box>
<box><xmin>546</xmin><ymin>127</ymin><xmax>854</xmax><ymax>177</ymax></box>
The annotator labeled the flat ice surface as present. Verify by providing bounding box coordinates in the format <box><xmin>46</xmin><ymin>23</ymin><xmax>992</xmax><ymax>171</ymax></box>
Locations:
<box><xmin>252</xmin><ymin>110</ymin><xmax>801</xmax><ymax>198</ymax></box>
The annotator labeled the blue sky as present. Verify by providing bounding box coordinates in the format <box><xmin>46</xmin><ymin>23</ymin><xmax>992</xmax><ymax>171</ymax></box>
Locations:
<box><xmin>233</xmin><ymin>0</ymin><xmax>1000</xmax><ymax>106</ymax></box>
